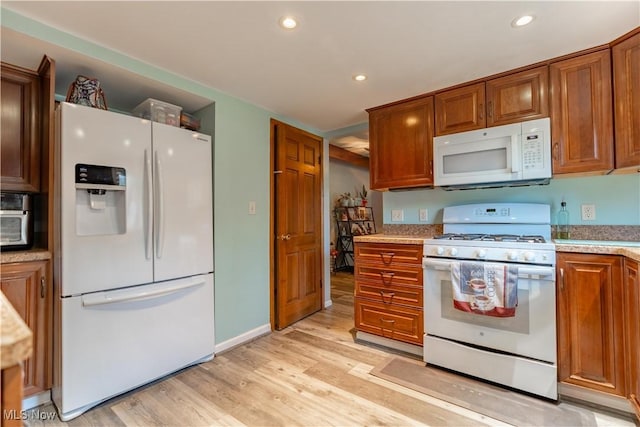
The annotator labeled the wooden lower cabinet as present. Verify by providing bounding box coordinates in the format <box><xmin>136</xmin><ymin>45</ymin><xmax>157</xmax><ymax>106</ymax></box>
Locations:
<box><xmin>624</xmin><ymin>258</ymin><xmax>640</xmax><ymax>420</ymax></box>
<box><xmin>556</xmin><ymin>253</ymin><xmax>625</xmax><ymax>397</ymax></box>
<box><xmin>354</xmin><ymin>242</ymin><xmax>423</xmax><ymax>346</ymax></box>
<box><xmin>355</xmin><ymin>299</ymin><xmax>423</xmax><ymax>345</ymax></box>
<box><xmin>0</xmin><ymin>260</ymin><xmax>52</xmax><ymax>396</ymax></box>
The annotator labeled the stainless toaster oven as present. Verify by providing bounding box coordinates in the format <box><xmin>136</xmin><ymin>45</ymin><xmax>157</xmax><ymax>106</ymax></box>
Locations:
<box><xmin>0</xmin><ymin>192</ymin><xmax>32</xmax><ymax>250</ymax></box>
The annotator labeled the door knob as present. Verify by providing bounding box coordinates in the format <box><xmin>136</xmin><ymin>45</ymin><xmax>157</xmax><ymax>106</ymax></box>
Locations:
<box><xmin>278</xmin><ymin>234</ymin><xmax>291</xmax><ymax>241</ymax></box>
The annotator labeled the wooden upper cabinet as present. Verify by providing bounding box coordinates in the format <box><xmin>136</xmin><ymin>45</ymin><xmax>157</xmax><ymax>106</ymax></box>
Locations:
<box><xmin>625</xmin><ymin>258</ymin><xmax>640</xmax><ymax>420</ymax></box>
<box><xmin>612</xmin><ymin>31</ymin><xmax>640</xmax><ymax>170</ymax></box>
<box><xmin>1</xmin><ymin>62</ymin><xmax>41</xmax><ymax>192</ymax></box>
<box><xmin>434</xmin><ymin>82</ymin><xmax>485</xmax><ymax>136</ymax></box>
<box><xmin>434</xmin><ymin>67</ymin><xmax>549</xmax><ymax>135</ymax></box>
<box><xmin>486</xmin><ymin>66</ymin><xmax>549</xmax><ymax>127</ymax></box>
<box><xmin>368</xmin><ymin>96</ymin><xmax>434</xmax><ymax>191</ymax></box>
<box><xmin>556</xmin><ymin>253</ymin><xmax>625</xmax><ymax>397</ymax></box>
<box><xmin>550</xmin><ymin>49</ymin><xmax>614</xmax><ymax>175</ymax></box>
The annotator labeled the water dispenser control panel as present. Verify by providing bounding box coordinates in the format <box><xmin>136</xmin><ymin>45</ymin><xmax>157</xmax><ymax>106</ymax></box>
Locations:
<box><xmin>75</xmin><ymin>164</ymin><xmax>126</xmax><ymax>190</ymax></box>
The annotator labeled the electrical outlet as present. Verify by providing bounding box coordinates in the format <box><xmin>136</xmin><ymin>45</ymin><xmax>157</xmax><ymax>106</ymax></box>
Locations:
<box><xmin>391</xmin><ymin>209</ymin><xmax>404</xmax><ymax>222</ymax></box>
<box><xmin>419</xmin><ymin>208</ymin><xmax>428</xmax><ymax>222</ymax></box>
<box><xmin>249</xmin><ymin>201</ymin><xmax>256</xmax><ymax>215</ymax></box>
<box><xmin>581</xmin><ymin>204</ymin><xmax>596</xmax><ymax>221</ymax></box>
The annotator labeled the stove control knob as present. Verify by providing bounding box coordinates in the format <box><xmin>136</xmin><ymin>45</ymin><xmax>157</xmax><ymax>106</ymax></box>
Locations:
<box><xmin>524</xmin><ymin>251</ymin><xmax>536</xmax><ymax>262</ymax></box>
<box><xmin>436</xmin><ymin>247</ymin><xmax>444</xmax><ymax>255</ymax></box>
<box><xmin>449</xmin><ymin>248</ymin><xmax>458</xmax><ymax>257</ymax></box>
<box><xmin>507</xmin><ymin>251</ymin><xmax>519</xmax><ymax>260</ymax></box>
<box><xmin>477</xmin><ymin>249</ymin><xmax>487</xmax><ymax>258</ymax></box>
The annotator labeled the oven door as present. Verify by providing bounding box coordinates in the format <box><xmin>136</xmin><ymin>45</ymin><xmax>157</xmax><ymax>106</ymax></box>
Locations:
<box><xmin>423</xmin><ymin>257</ymin><xmax>556</xmax><ymax>364</ymax></box>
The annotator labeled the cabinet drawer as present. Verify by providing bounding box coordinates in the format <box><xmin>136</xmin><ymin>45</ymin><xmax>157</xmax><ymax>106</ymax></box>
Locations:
<box><xmin>355</xmin><ymin>279</ymin><xmax>423</xmax><ymax>308</ymax></box>
<box><xmin>355</xmin><ymin>243</ymin><xmax>423</xmax><ymax>267</ymax></box>
<box><xmin>355</xmin><ymin>262</ymin><xmax>422</xmax><ymax>287</ymax></box>
<box><xmin>355</xmin><ymin>298</ymin><xmax>423</xmax><ymax>346</ymax></box>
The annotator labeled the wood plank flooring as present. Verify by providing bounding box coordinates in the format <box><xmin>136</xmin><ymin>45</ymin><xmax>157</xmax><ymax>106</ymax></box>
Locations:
<box><xmin>24</xmin><ymin>272</ymin><xmax>636</xmax><ymax>426</ymax></box>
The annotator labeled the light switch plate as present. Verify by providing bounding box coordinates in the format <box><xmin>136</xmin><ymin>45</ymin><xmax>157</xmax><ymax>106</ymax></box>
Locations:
<box><xmin>249</xmin><ymin>201</ymin><xmax>256</xmax><ymax>215</ymax></box>
<box><xmin>391</xmin><ymin>209</ymin><xmax>404</xmax><ymax>222</ymax></box>
<box><xmin>419</xmin><ymin>208</ymin><xmax>428</xmax><ymax>222</ymax></box>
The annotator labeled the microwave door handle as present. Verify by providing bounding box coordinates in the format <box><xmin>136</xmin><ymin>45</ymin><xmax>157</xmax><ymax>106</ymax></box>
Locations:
<box><xmin>511</xmin><ymin>134</ymin><xmax>521</xmax><ymax>173</ymax></box>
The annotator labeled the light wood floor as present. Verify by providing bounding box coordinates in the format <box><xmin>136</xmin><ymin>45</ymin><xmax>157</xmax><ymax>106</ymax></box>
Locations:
<box><xmin>25</xmin><ymin>272</ymin><xmax>635</xmax><ymax>427</ymax></box>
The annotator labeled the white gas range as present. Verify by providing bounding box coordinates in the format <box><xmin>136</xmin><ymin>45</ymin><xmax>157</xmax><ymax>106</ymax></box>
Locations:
<box><xmin>422</xmin><ymin>203</ymin><xmax>557</xmax><ymax>400</ymax></box>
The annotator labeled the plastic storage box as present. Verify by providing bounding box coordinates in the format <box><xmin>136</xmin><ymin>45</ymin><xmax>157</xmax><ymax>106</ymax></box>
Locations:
<box><xmin>132</xmin><ymin>98</ymin><xmax>182</xmax><ymax>127</ymax></box>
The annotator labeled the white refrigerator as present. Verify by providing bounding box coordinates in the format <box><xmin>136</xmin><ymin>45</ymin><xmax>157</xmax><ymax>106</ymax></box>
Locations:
<box><xmin>53</xmin><ymin>102</ymin><xmax>214</xmax><ymax>421</ymax></box>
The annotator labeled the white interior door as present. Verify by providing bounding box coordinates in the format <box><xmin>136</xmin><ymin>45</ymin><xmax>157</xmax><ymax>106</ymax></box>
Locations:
<box><xmin>58</xmin><ymin>103</ymin><xmax>153</xmax><ymax>295</ymax></box>
<box><xmin>151</xmin><ymin>123</ymin><xmax>213</xmax><ymax>282</ymax></box>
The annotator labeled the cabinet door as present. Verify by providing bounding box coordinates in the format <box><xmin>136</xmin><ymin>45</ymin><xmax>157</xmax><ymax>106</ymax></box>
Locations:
<box><xmin>550</xmin><ymin>50</ymin><xmax>614</xmax><ymax>174</ymax></box>
<box><xmin>0</xmin><ymin>260</ymin><xmax>51</xmax><ymax>396</ymax></box>
<box><xmin>368</xmin><ymin>96</ymin><xmax>434</xmax><ymax>190</ymax></box>
<box><xmin>434</xmin><ymin>82</ymin><xmax>485</xmax><ymax>135</ymax></box>
<box><xmin>612</xmin><ymin>32</ymin><xmax>640</xmax><ymax>169</ymax></box>
<box><xmin>0</xmin><ymin>63</ymin><xmax>41</xmax><ymax>192</ymax></box>
<box><xmin>486</xmin><ymin>66</ymin><xmax>549</xmax><ymax>127</ymax></box>
<box><xmin>556</xmin><ymin>253</ymin><xmax>625</xmax><ymax>397</ymax></box>
<box><xmin>624</xmin><ymin>258</ymin><xmax>640</xmax><ymax>420</ymax></box>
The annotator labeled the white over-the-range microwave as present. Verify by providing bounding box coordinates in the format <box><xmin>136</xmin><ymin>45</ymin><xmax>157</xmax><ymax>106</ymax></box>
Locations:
<box><xmin>433</xmin><ymin>118</ymin><xmax>551</xmax><ymax>190</ymax></box>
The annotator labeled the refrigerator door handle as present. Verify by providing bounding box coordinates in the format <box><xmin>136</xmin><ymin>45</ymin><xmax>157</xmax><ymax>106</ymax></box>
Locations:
<box><xmin>145</xmin><ymin>149</ymin><xmax>153</xmax><ymax>260</ymax></box>
<box><xmin>81</xmin><ymin>278</ymin><xmax>206</xmax><ymax>307</ymax></box>
<box><xmin>154</xmin><ymin>150</ymin><xmax>165</xmax><ymax>259</ymax></box>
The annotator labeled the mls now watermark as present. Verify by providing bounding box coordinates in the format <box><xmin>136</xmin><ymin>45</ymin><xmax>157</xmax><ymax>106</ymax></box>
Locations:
<box><xmin>3</xmin><ymin>409</ymin><xmax>57</xmax><ymax>421</ymax></box>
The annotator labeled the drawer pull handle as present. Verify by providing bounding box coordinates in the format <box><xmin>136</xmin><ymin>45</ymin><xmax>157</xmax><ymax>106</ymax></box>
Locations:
<box><xmin>380</xmin><ymin>318</ymin><xmax>396</xmax><ymax>331</ymax></box>
<box><xmin>379</xmin><ymin>291</ymin><xmax>395</xmax><ymax>303</ymax></box>
<box><xmin>559</xmin><ymin>268</ymin><xmax>564</xmax><ymax>291</ymax></box>
<box><xmin>379</xmin><ymin>252</ymin><xmax>395</xmax><ymax>264</ymax></box>
<box><xmin>379</xmin><ymin>271</ymin><xmax>395</xmax><ymax>285</ymax></box>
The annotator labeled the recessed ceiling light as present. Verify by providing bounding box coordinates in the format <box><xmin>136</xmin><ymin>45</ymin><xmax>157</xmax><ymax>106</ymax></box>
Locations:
<box><xmin>353</xmin><ymin>74</ymin><xmax>367</xmax><ymax>82</ymax></box>
<box><xmin>279</xmin><ymin>16</ymin><xmax>297</xmax><ymax>30</ymax></box>
<box><xmin>511</xmin><ymin>15</ymin><xmax>535</xmax><ymax>28</ymax></box>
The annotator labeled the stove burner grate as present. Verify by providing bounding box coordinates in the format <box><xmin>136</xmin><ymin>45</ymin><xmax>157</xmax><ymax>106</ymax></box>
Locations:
<box><xmin>433</xmin><ymin>233</ymin><xmax>546</xmax><ymax>243</ymax></box>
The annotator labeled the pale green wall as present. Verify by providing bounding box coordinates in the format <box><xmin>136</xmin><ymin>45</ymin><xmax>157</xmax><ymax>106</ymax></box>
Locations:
<box><xmin>382</xmin><ymin>174</ymin><xmax>640</xmax><ymax>226</ymax></box>
<box><xmin>1</xmin><ymin>8</ymin><xmax>323</xmax><ymax>344</ymax></box>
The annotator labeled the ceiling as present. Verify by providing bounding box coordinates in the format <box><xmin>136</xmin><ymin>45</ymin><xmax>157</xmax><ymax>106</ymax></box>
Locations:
<box><xmin>1</xmin><ymin>1</ymin><xmax>639</xmax><ymax>154</ymax></box>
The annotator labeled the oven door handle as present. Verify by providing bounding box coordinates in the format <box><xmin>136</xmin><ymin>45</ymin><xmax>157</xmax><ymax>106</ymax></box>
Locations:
<box><xmin>422</xmin><ymin>259</ymin><xmax>555</xmax><ymax>278</ymax></box>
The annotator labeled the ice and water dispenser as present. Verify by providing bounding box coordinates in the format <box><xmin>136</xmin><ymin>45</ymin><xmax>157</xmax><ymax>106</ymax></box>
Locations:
<box><xmin>75</xmin><ymin>164</ymin><xmax>126</xmax><ymax>235</ymax></box>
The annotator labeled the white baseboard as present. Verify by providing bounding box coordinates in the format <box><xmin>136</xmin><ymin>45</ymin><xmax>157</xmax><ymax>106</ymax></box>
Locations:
<box><xmin>214</xmin><ymin>323</ymin><xmax>271</xmax><ymax>354</ymax></box>
<box><xmin>23</xmin><ymin>390</ymin><xmax>51</xmax><ymax>410</ymax></box>
<box><xmin>324</xmin><ymin>299</ymin><xmax>333</xmax><ymax>308</ymax></box>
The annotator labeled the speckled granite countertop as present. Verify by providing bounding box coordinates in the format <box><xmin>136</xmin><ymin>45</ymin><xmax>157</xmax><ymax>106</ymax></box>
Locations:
<box><xmin>0</xmin><ymin>249</ymin><xmax>51</xmax><ymax>264</ymax></box>
<box><xmin>1</xmin><ymin>291</ymin><xmax>32</xmax><ymax>369</ymax></box>
<box><xmin>554</xmin><ymin>240</ymin><xmax>640</xmax><ymax>262</ymax></box>
<box><xmin>353</xmin><ymin>234</ymin><xmax>640</xmax><ymax>262</ymax></box>
<box><xmin>353</xmin><ymin>234</ymin><xmax>430</xmax><ymax>245</ymax></box>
